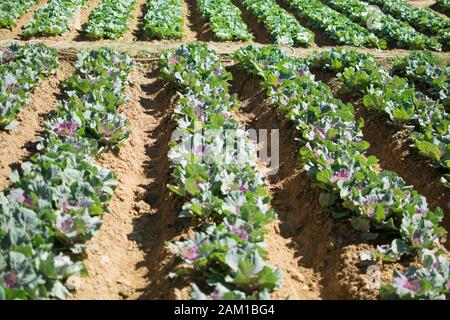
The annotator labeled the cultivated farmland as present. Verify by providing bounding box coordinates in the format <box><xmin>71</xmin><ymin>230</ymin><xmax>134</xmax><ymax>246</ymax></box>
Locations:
<box><xmin>0</xmin><ymin>0</ymin><xmax>449</xmax><ymax>301</ymax></box>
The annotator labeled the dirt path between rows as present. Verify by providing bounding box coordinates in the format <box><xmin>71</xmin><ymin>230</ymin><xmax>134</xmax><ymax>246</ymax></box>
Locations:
<box><xmin>0</xmin><ymin>61</ymin><xmax>73</xmax><ymax>191</ymax></box>
<box><xmin>183</xmin><ymin>0</ymin><xmax>201</xmax><ymax>41</ymax></box>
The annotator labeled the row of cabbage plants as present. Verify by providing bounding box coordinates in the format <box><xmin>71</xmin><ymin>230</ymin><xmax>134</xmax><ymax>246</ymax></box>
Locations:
<box><xmin>233</xmin><ymin>45</ymin><xmax>449</xmax><ymax>299</ymax></box>
<box><xmin>159</xmin><ymin>43</ymin><xmax>282</xmax><ymax>299</ymax></box>
<box><xmin>365</xmin><ymin>0</ymin><xmax>450</xmax><ymax>46</ymax></box>
<box><xmin>22</xmin><ymin>0</ymin><xmax>87</xmax><ymax>38</ymax></box>
<box><xmin>143</xmin><ymin>0</ymin><xmax>184</xmax><ymax>39</ymax></box>
<box><xmin>241</xmin><ymin>0</ymin><xmax>315</xmax><ymax>46</ymax></box>
<box><xmin>322</xmin><ymin>0</ymin><xmax>441</xmax><ymax>51</ymax></box>
<box><xmin>0</xmin><ymin>43</ymin><xmax>58</xmax><ymax>130</ymax></box>
<box><xmin>82</xmin><ymin>0</ymin><xmax>137</xmax><ymax>39</ymax></box>
<box><xmin>283</xmin><ymin>0</ymin><xmax>385</xmax><ymax>48</ymax></box>
<box><xmin>0</xmin><ymin>46</ymin><xmax>134</xmax><ymax>299</ymax></box>
<box><xmin>309</xmin><ymin>48</ymin><xmax>450</xmax><ymax>188</ymax></box>
<box><xmin>392</xmin><ymin>50</ymin><xmax>449</xmax><ymax>106</ymax></box>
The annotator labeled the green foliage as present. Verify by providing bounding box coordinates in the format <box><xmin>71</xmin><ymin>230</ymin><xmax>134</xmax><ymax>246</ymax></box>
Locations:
<box><xmin>324</xmin><ymin>0</ymin><xmax>441</xmax><ymax>51</ymax></box>
<box><xmin>160</xmin><ymin>43</ymin><xmax>281</xmax><ymax>299</ymax></box>
<box><xmin>197</xmin><ymin>0</ymin><xmax>253</xmax><ymax>41</ymax></box>
<box><xmin>241</xmin><ymin>0</ymin><xmax>314</xmax><ymax>46</ymax></box>
<box><xmin>393</xmin><ymin>50</ymin><xmax>449</xmax><ymax>105</ymax></box>
<box><xmin>312</xmin><ymin>48</ymin><xmax>450</xmax><ymax>182</ymax></box>
<box><xmin>0</xmin><ymin>0</ymin><xmax>38</xmax><ymax>28</ymax></box>
<box><xmin>144</xmin><ymin>0</ymin><xmax>184</xmax><ymax>39</ymax></box>
<box><xmin>234</xmin><ymin>45</ymin><xmax>449</xmax><ymax>300</ymax></box>
<box><xmin>0</xmin><ymin>47</ymin><xmax>134</xmax><ymax>299</ymax></box>
<box><xmin>82</xmin><ymin>0</ymin><xmax>137</xmax><ymax>39</ymax></box>
<box><xmin>367</xmin><ymin>0</ymin><xmax>450</xmax><ymax>46</ymax></box>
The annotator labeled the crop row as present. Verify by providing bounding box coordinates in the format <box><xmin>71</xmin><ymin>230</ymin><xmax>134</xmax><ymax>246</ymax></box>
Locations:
<box><xmin>310</xmin><ymin>48</ymin><xmax>450</xmax><ymax>188</ymax></box>
<box><xmin>0</xmin><ymin>45</ymin><xmax>134</xmax><ymax>299</ymax></box>
<box><xmin>233</xmin><ymin>45</ymin><xmax>449</xmax><ymax>299</ymax></box>
<box><xmin>160</xmin><ymin>43</ymin><xmax>282</xmax><ymax>299</ymax></box>
<box><xmin>323</xmin><ymin>0</ymin><xmax>441</xmax><ymax>51</ymax></box>
<box><xmin>366</xmin><ymin>0</ymin><xmax>450</xmax><ymax>46</ymax></box>
<box><xmin>143</xmin><ymin>0</ymin><xmax>184</xmax><ymax>39</ymax></box>
<box><xmin>82</xmin><ymin>0</ymin><xmax>137</xmax><ymax>39</ymax></box>
<box><xmin>392</xmin><ymin>50</ymin><xmax>449</xmax><ymax>106</ymax></box>
<box><xmin>284</xmin><ymin>0</ymin><xmax>384</xmax><ymax>48</ymax></box>
<box><xmin>241</xmin><ymin>0</ymin><xmax>315</xmax><ymax>46</ymax></box>
<box><xmin>0</xmin><ymin>0</ymin><xmax>39</xmax><ymax>28</ymax></box>
<box><xmin>22</xmin><ymin>0</ymin><xmax>87</xmax><ymax>38</ymax></box>
<box><xmin>0</xmin><ymin>43</ymin><xmax>58</xmax><ymax>130</ymax></box>
<box><xmin>197</xmin><ymin>0</ymin><xmax>253</xmax><ymax>41</ymax></box>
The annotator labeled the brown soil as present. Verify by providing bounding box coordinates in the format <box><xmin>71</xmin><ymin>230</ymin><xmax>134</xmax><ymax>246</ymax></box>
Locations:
<box><xmin>0</xmin><ymin>61</ymin><xmax>73</xmax><ymax>191</ymax></box>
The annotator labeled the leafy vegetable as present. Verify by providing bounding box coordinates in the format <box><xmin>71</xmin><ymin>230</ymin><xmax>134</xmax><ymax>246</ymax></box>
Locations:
<box><xmin>197</xmin><ymin>0</ymin><xmax>253</xmax><ymax>41</ymax></box>
<box><xmin>0</xmin><ymin>43</ymin><xmax>59</xmax><ymax>130</ymax></box>
<box><xmin>381</xmin><ymin>249</ymin><xmax>450</xmax><ymax>299</ymax></box>
<box><xmin>0</xmin><ymin>0</ymin><xmax>39</xmax><ymax>28</ymax></box>
<box><xmin>160</xmin><ymin>43</ymin><xmax>282</xmax><ymax>299</ymax></box>
<box><xmin>323</xmin><ymin>0</ymin><xmax>441</xmax><ymax>51</ymax></box>
<box><xmin>234</xmin><ymin>45</ymin><xmax>449</xmax><ymax>300</ymax></box>
<box><xmin>367</xmin><ymin>0</ymin><xmax>450</xmax><ymax>46</ymax></box>
<box><xmin>436</xmin><ymin>0</ymin><xmax>450</xmax><ymax>12</ymax></box>
<box><xmin>0</xmin><ymin>48</ymin><xmax>134</xmax><ymax>300</ymax></box>
<box><xmin>392</xmin><ymin>50</ymin><xmax>449</xmax><ymax>105</ymax></box>
<box><xmin>143</xmin><ymin>0</ymin><xmax>184</xmax><ymax>39</ymax></box>
<box><xmin>82</xmin><ymin>0</ymin><xmax>137</xmax><ymax>39</ymax></box>
<box><xmin>284</xmin><ymin>0</ymin><xmax>385</xmax><ymax>48</ymax></box>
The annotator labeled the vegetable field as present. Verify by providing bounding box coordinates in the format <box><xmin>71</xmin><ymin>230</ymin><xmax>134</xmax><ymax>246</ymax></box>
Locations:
<box><xmin>0</xmin><ymin>0</ymin><xmax>449</xmax><ymax>301</ymax></box>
